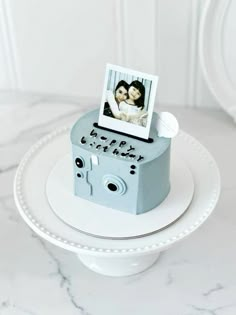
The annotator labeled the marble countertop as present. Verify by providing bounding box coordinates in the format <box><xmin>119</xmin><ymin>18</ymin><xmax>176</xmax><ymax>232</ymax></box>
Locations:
<box><xmin>0</xmin><ymin>97</ymin><xmax>235</xmax><ymax>315</ymax></box>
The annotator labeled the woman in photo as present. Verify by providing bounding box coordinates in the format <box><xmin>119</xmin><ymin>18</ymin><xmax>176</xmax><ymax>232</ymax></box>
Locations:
<box><xmin>103</xmin><ymin>80</ymin><xmax>129</xmax><ymax>118</ymax></box>
<box><xmin>106</xmin><ymin>80</ymin><xmax>148</xmax><ymax>127</ymax></box>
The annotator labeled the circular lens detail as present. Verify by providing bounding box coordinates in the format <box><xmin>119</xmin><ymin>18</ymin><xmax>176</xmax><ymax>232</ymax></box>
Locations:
<box><xmin>107</xmin><ymin>183</ymin><xmax>118</xmax><ymax>192</ymax></box>
<box><xmin>103</xmin><ymin>175</ymin><xmax>127</xmax><ymax>195</ymax></box>
<box><xmin>75</xmin><ymin>157</ymin><xmax>84</xmax><ymax>168</ymax></box>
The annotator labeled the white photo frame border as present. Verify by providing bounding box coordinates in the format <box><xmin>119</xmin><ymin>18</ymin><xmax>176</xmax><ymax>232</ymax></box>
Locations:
<box><xmin>98</xmin><ymin>64</ymin><xmax>158</xmax><ymax>140</ymax></box>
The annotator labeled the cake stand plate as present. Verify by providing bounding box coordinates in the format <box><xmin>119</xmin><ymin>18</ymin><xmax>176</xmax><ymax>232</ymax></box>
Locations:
<box><xmin>46</xmin><ymin>154</ymin><xmax>194</xmax><ymax>239</ymax></box>
<box><xmin>14</xmin><ymin>127</ymin><xmax>220</xmax><ymax>277</ymax></box>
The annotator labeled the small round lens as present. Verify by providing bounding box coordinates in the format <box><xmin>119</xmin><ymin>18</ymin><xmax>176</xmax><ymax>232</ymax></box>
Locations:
<box><xmin>107</xmin><ymin>183</ymin><xmax>118</xmax><ymax>192</ymax></box>
<box><xmin>103</xmin><ymin>175</ymin><xmax>126</xmax><ymax>195</ymax></box>
<box><xmin>75</xmin><ymin>157</ymin><xmax>84</xmax><ymax>168</ymax></box>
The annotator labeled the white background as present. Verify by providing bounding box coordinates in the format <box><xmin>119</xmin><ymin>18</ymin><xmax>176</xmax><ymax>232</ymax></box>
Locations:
<box><xmin>0</xmin><ymin>0</ymin><xmax>235</xmax><ymax>109</ymax></box>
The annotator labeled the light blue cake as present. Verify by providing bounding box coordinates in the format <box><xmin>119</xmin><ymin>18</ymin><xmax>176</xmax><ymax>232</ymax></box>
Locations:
<box><xmin>71</xmin><ymin>109</ymin><xmax>171</xmax><ymax>215</ymax></box>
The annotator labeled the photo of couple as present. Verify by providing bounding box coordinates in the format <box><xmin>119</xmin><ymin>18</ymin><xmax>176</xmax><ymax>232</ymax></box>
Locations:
<box><xmin>103</xmin><ymin>79</ymin><xmax>148</xmax><ymax>127</ymax></box>
<box><xmin>99</xmin><ymin>64</ymin><xmax>158</xmax><ymax>140</ymax></box>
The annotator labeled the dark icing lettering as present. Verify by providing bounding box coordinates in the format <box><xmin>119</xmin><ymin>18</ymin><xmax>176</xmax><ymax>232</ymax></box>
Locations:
<box><xmin>112</xmin><ymin>148</ymin><xmax>119</xmax><ymax>155</ymax></box>
<box><xmin>80</xmin><ymin>136</ymin><xmax>86</xmax><ymax>144</ymax></box>
<box><xmin>109</xmin><ymin>139</ymin><xmax>117</xmax><ymax>146</ymax></box>
<box><xmin>103</xmin><ymin>146</ymin><xmax>109</xmax><ymax>152</ymax></box>
<box><xmin>121</xmin><ymin>152</ymin><xmax>129</xmax><ymax>157</ymax></box>
<box><xmin>137</xmin><ymin>155</ymin><xmax>144</xmax><ymax>162</ymax></box>
<box><xmin>129</xmin><ymin>154</ymin><xmax>136</xmax><ymax>159</ymax></box>
<box><xmin>127</xmin><ymin>145</ymin><xmax>135</xmax><ymax>152</ymax></box>
<box><xmin>119</xmin><ymin>140</ymin><xmax>127</xmax><ymax>148</ymax></box>
<box><xmin>100</xmin><ymin>136</ymin><xmax>107</xmax><ymax>141</ymax></box>
<box><xmin>96</xmin><ymin>144</ymin><xmax>102</xmax><ymax>150</ymax></box>
<box><xmin>90</xmin><ymin>129</ymin><xmax>97</xmax><ymax>137</ymax></box>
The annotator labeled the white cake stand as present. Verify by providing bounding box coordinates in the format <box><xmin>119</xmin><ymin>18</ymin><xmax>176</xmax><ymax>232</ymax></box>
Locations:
<box><xmin>14</xmin><ymin>127</ymin><xmax>220</xmax><ymax>277</ymax></box>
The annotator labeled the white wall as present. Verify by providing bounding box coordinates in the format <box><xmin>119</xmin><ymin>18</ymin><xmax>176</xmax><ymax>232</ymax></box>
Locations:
<box><xmin>0</xmin><ymin>0</ymin><xmax>231</xmax><ymax>108</ymax></box>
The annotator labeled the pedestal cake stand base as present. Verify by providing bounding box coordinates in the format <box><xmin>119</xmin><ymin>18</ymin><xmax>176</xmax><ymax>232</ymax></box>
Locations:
<box><xmin>14</xmin><ymin>127</ymin><xmax>220</xmax><ymax>277</ymax></box>
<box><xmin>77</xmin><ymin>252</ymin><xmax>161</xmax><ymax>277</ymax></box>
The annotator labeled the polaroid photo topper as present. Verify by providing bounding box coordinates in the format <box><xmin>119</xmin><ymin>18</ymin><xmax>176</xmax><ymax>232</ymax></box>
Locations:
<box><xmin>98</xmin><ymin>64</ymin><xmax>158</xmax><ymax>140</ymax></box>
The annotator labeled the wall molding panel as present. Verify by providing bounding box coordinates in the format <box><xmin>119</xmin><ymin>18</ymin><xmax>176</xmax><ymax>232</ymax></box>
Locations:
<box><xmin>0</xmin><ymin>0</ymin><xmax>12</xmax><ymax>88</ymax></box>
<box><xmin>115</xmin><ymin>0</ymin><xmax>125</xmax><ymax>65</ymax></box>
<box><xmin>199</xmin><ymin>0</ymin><xmax>236</xmax><ymax>115</ymax></box>
<box><xmin>186</xmin><ymin>0</ymin><xmax>201</xmax><ymax>108</ymax></box>
<box><xmin>0</xmin><ymin>0</ymin><xmax>223</xmax><ymax>110</ymax></box>
<box><xmin>0</xmin><ymin>0</ymin><xmax>20</xmax><ymax>89</ymax></box>
<box><xmin>122</xmin><ymin>0</ymin><xmax>156</xmax><ymax>74</ymax></box>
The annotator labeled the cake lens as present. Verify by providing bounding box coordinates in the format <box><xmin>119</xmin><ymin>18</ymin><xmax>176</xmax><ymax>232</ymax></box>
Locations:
<box><xmin>107</xmin><ymin>183</ymin><xmax>118</xmax><ymax>192</ymax></box>
<box><xmin>75</xmin><ymin>157</ymin><xmax>84</xmax><ymax>168</ymax></box>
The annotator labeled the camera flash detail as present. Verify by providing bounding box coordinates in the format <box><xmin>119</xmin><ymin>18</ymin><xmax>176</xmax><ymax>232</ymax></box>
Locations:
<box><xmin>91</xmin><ymin>154</ymin><xmax>99</xmax><ymax>165</ymax></box>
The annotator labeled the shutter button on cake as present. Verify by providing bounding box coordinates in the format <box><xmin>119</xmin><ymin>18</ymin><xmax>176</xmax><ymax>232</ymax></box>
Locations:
<box><xmin>75</xmin><ymin>157</ymin><xmax>84</xmax><ymax>168</ymax></box>
<box><xmin>130</xmin><ymin>165</ymin><xmax>136</xmax><ymax>174</ymax></box>
<box><xmin>77</xmin><ymin>172</ymin><xmax>84</xmax><ymax>178</ymax></box>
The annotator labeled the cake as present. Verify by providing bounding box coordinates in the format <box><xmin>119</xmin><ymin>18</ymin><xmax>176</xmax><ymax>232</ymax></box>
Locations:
<box><xmin>70</xmin><ymin>109</ymin><xmax>171</xmax><ymax>215</ymax></box>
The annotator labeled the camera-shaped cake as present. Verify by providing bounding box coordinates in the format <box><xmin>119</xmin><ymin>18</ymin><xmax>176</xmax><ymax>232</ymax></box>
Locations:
<box><xmin>71</xmin><ymin>109</ymin><xmax>171</xmax><ymax>215</ymax></box>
